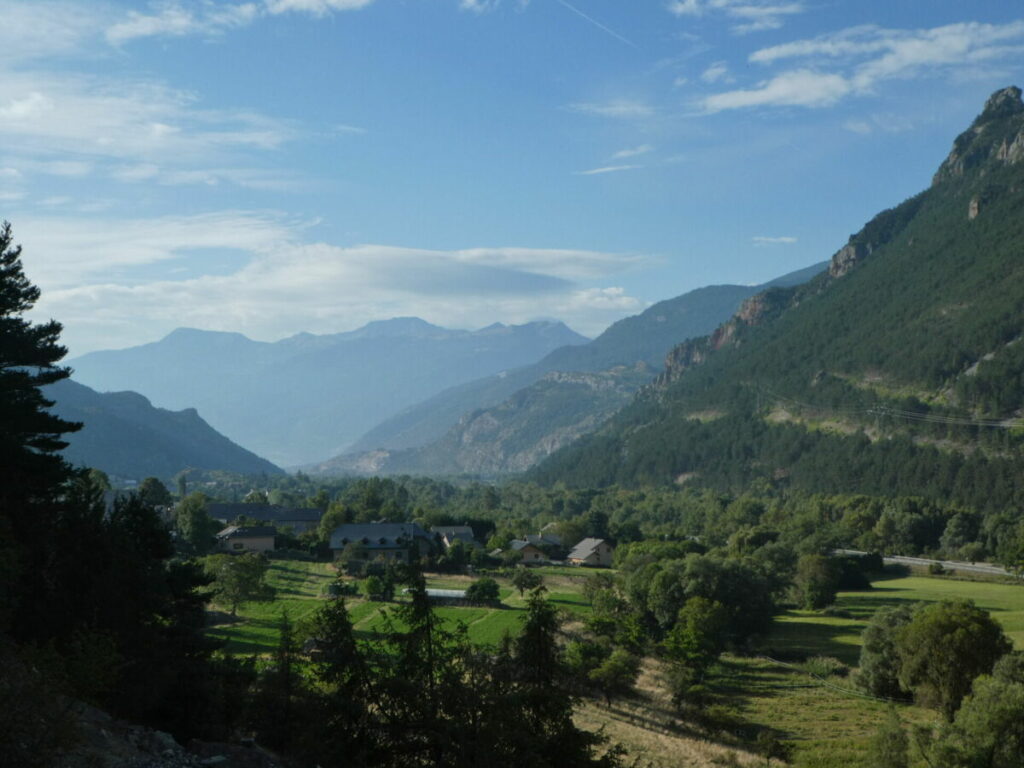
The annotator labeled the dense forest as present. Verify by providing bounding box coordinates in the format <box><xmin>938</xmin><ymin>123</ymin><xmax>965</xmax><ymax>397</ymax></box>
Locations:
<box><xmin>528</xmin><ymin>88</ymin><xmax>1024</xmax><ymax>520</ymax></box>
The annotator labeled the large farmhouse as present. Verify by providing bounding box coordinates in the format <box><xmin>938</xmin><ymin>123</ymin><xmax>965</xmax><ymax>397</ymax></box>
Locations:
<box><xmin>329</xmin><ymin>522</ymin><xmax>434</xmax><ymax>564</ymax></box>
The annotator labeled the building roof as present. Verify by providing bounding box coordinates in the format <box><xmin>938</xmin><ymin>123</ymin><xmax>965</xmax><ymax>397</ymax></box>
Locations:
<box><xmin>432</xmin><ymin>525</ymin><xmax>475</xmax><ymax>539</ymax></box>
<box><xmin>329</xmin><ymin>522</ymin><xmax>431</xmax><ymax>551</ymax></box>
<box><xmin>208</xmin><ymin>503</ymin><xmax>323</xmax><ymax>524</ymax></box>
<box><xmin>568</xmin><ymin>537</ymin><xmax>611</xmax><ymax>560</ymax></box>
<box><xmin>510</xmin><ymin>539</ymin><xmax>544</xmax><ymax>552</ymax></box>
<box><xmin>525</xmin><ymin>533</ymin><xmax>561</xmax><ymax>546</ymax></box>
<box><xmin>217</xmin><ymin>525</ymin><xmax>278</xmax><ymax>539</ymax></box>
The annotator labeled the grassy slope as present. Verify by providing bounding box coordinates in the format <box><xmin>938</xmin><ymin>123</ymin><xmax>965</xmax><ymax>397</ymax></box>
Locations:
<box><xmin>205</xmin><ymin>561</ymin><xmax>1024</xmax><ymax>768</ymax></box>
<box><xmin>740</xmin><ymin>571</ymin><xmax>1024</xmax><ymax>767</ymax></box>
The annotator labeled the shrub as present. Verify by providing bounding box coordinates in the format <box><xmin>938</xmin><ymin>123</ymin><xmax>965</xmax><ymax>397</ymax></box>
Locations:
<box><xmin>802</xmin><ymin>655</ymin><xmax>849</xmax><ymax>678</ymax></box>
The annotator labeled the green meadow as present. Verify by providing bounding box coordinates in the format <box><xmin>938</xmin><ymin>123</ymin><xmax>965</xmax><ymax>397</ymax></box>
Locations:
<box><xmin>207</xmin><ymin>561</ymin><xmax>594</xmax><ymax>655</ymax></box>
<box><xmin>205</xmin><ymin>560</ymin><xmax>1024</xmax><ymax>768</ymax></box>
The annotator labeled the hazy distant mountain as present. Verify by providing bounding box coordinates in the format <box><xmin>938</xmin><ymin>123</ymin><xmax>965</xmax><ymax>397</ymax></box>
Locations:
<box><xmin>48</xmin><ymin>379</ymin><xmax>283</xmax><ymax>481</ymax></box>
<box><xmin>530</xmin><ymin>87</ymin><xmax>1024</xmax><ymax>511</ymax></box>
<box><xmin>69</xmin><ymin>318</ymin><xmax>588</xmax><ymax>466</ymax></box>
<box><xmin>311</xmin><ymin>262</ymin><xmax>826</xmax><ymax>478</ymax></box>
<box><xmin>349</xmin><ymin>263</ymin><xmax>826</xmax><ymax>455</ymax></box>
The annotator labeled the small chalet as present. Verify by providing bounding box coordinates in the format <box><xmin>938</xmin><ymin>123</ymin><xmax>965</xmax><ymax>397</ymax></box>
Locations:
<box><xmin>568</xmin><ymin>538</ymin><xmax>615</xmax><ymax>567</ymax></box>
<box><xmin>510</xmin><ymin>539</ymin><xmax>547</xmax><ymax>563</ymax></box>
<box><xmin>432</xmin><ymin>525</ymin><xmax>482</xmax><ymax>550</ymax></box>
<box><xmin>217</xmin><ymin>525</ymin><xmax>277</xmax><ymax>553</ymax></box>
<box><xmin>208</xmin><ymin>503</ymin><xmax>323</xmax><ymax>534</ymax></box>
<box><xmin>329</xmin><ymin>522</ymin><xmax>433</xmax><ymax>564</ymax></box>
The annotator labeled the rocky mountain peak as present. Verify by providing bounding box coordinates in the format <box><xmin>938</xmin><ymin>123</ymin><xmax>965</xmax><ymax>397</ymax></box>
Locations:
<box><xmin>933</xmin><ymin>85</ymin><xmax>1024</xmax><ymax>185</ymax></box>
<box><xmin>979</xmin><ymin>85</ymin><xmax>1024</xmax><ymax>122</ymax></box>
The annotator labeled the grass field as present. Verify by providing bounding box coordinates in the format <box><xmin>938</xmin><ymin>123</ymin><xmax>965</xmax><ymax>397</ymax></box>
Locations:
<box><xmin>207</xmin><ymin>562</ymin><xmax>594</xmax><ymax>654</ymax></box>
<box><xmin>735</xmin><ymin>569</ymin><xmax>1024</xmax><ymax>767</ymax></box>
<box><xmin>206</xmin><ymin>558</ymin><xmax>335</xmax><ymax>654</ymax></box>
<box><xmin>764</xmin><ymin>570</ymin><xmax>1024</xmax><ymax>666</ymax></box>
<box><xmin>205</xmin><ymin>560</ymin><xmax>1024</xmax><ymax>767</ymax></box>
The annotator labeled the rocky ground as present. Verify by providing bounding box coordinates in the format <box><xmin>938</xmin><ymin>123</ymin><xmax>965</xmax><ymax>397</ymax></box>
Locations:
<box><xmin>54</xmin><ymin>703</ymin><xmax>284</xmax><ymax>768</ymax></box>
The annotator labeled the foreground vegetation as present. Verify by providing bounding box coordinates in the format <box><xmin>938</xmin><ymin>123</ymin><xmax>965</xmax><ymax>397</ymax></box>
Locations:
<box><xmin>205</xmin><ymin>557</ymin><xmax>1024</xmax><ymax>767</ymax></box>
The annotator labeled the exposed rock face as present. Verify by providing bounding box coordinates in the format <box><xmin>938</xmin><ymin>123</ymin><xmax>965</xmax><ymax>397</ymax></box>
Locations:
<box><xmin>655</xmin><ymin>288</ymin><xmax>794</xmax><ymax>390</ymax></box>
<box><xmin>933</xmin><ymin>86</ymin><xmax>1024</xmax><ymax>186</ymax></box>
<box><xmin>829</xmin><ymin>242</ymin><xmax>871</xmax><ymax>278</ymax></box>
<box><xmin>969</xmin><ymin>196</ymin><xmax>981</xmax><ymax>220</ymax></box>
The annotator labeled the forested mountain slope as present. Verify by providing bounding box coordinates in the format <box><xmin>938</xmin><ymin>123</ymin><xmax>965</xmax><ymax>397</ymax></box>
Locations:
<box><xmin>350</xmin><ymin>263</ymin><xmax>825</xmax><ymax>454</ymax></box>
<box><xmin>531</xmin><ymin>87</ymin><xmax>1024</xmax><ymax>514</ymax></box>
<box><xmin>48</xmin><ymin>379</ymin><xmax>283</xmax><ymax>481</ymax></box>
<box><xmin>69</xmin><ymin>318</ymin><xmax>586</xmax><ymax>466</ymax></box>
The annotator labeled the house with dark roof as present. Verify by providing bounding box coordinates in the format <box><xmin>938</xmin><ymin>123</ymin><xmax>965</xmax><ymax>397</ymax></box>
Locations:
<box><xmin>509</xmin><ymin>539</ymin><xmax>547</xmax><ymax>564</ymax></box>
<box><xmin>329</xmin><ymin>522</ymin><xmax>434</xmax><ymax>564</ymax></box>
<box><xmin>208</xmin><ymin>503</ymin><xmax>323</xmax><ymax>534</ymax></box>
<box><xmin>525</xmin><ymin>532</ymin><xmax>561</xmax><ymax>548</ymax></box>
<box><xmin>217</xmin><ymin>525</ymin><xmax>277</xmax><ymax>553</ymax></box>
<box><xmin>568</xmin><ymin>538</ymin><xmax>615</xmax><ymax>567</ymax></box>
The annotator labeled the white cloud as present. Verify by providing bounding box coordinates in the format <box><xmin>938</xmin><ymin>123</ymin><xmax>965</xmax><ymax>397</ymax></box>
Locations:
<box><xmin>20</xmin><ymin>213</ymin><xmax>648</xmax><ymax>353</ymax></box>
<box><xmin>264</xmin><ymin>0</ymin><xmax>375</xmax><ymax>14</ymax></box>
<box><xmin>667</xmin><ymin>0</ymin><xmax>804</xmax><ymax>34</ymax></box>
<box><xmin>703</xmin><ymin>69</ymin><xmax>851</xmax><ymax>111</ymax></box>
<box><xmin>701</xmin><ymin>61</ymin><xmax>732</xmax><ymax>84</ymax></box>
<box><xmin>752</xmin><ymin>235</ymin><xmax>796</xmax><ymax>245</ymax></box>
<box><xmin>569</xmin><ymin>100</ymin><xmax>655</xmax><ymax>119</ymax></box>
<box><xmin>0</xmin><ymin>70</ymin><xmax>295</xmax><ymax>174</ymax></box>
<box><xmin>0</xmin><ymin>1</ymin><xmax>105</xmax><ymax>62</ymax></box>
<box><xmin>107</xmin><ymin>0</ymin><xmax>376</xmax><ymax>44</ymax></box>
<box><xmin>709</xmin><ymin>21</ymin><xmax>1024</xmax><ymax>111</ymax></box>
<box><xmin>459</xmin><ymin>0</ymin><xmax>500</xmax><ymax>12</ymax></box>
<box><xmin>107</xmin><ymin>3</ymin><xmax>261</xmax><ymax>45</ymax></box>
<box><xmin>575</xmin><ymin>164</ymin><xmax>641</xmax><ymax>176</ymax></box>
<box><xmin>611</xmin><ymin>144</ymin><xmax>653</xmax><ymax>159</ymax></box>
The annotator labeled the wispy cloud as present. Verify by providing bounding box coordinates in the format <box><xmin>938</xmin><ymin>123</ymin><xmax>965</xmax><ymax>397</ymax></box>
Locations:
<box><xmin>107</xmin><ymin>0</ymin><xmax>376</xmax><ymax>44</ymax></box>
<box><xmin>667</xmin><ymin>0</ymin><xmax>805</xmax><ymax>35</ymax></box>
<box><xmin>752</xmin><ymin>235</ymin><xmax>797</xmax><ymax>245</ymax></box>
<box><xmin>701</xmin><ymin>61</ymin><xmax>733</xmax><ymax>84</ymax></box>
<box><xmin>107</xmin><ymin>3</ymin><xmax>261</xmax><ymax>45</ymax></box>
<box><xmin>569</xmin><ymin>100</ymin><xmax>655</xmax><ymax>119</ymax></box>
<box><xmin>19</xmin><ymin>213</ymin><xmax>648</xmax><ymax>352</ymax></box>
<box><xmin>705</xmin><ymin>21</ymin><xmax>1024</xmax><ymax>112</ymax></box>
<box><xmin>575</xmin><ymin>164</ymin><xmax>642</xmax><ymax>176</ymax></box>
<box><xmin>0</xmin><ymin>69</ymin><xmax>298</xmax><ymax>188</ymax></box>
<box><xmin>459</xmin><ymin>0</ymin><xmax>500</xmax><ymax>12</ymax></box>
<box><xmin>611</xmin><ymin>144</ymin><xmax>653</xmax><ymax>159</ymax></box>
<box><xmin>704</xmin><ymin>69</ymin><xmax>850</xmax><ymax>111</ymax></box>
<box><xmin>0</xmin><ymin>1</ymin><xmax>104</xmax><ymax>62</ymax></box>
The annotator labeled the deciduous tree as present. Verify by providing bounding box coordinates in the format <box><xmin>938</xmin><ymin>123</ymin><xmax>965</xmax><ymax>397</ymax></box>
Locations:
<box><xmin>896</xmin><ymin>600</ymin><xmax>1011</xmax><ymax>721</ymax></box>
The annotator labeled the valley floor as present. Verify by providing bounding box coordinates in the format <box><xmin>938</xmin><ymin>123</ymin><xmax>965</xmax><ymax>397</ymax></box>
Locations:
<box><xmin>206</xmin><ymin>560</ymin><xmax>1024</xmax><ymax>768</ymax></box>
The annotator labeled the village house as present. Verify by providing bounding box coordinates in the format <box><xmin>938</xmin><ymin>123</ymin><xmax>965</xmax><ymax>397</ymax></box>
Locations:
<box><xmin>216</xmin><ymin>525</ymin><xmax>277</xmax><ymax>553</ymax></box>
<box><xmin>329</xmin><ymin>522</ymin><xmax>434</xmax><ymax>564</ymax></box>
<box><xmin>208</xmin><ymin>503</ymin><xmax>323</xmax><ymax>534</ymax></box>
<box><xmin>568</xmin><ymin>537</ymin><xmax>615</xmax><ymax>567</ymax></box>
<box><xmin>509</xmin><ymin>539</ymin><xmax>547</xmax><ymax>564</ymax></box>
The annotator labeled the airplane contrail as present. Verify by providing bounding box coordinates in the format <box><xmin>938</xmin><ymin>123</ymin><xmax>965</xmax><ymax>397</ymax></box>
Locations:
<box><xmin>555</xmin><ymin>0</ymin><xmax>640</xmax><ymax>50</ymax></box>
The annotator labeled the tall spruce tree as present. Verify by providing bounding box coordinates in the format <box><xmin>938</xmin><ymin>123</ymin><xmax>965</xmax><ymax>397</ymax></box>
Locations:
<box><xmin>0</xmin><ymin>221</ymin><xmax>80</xmax><ymax>637</ymax></box>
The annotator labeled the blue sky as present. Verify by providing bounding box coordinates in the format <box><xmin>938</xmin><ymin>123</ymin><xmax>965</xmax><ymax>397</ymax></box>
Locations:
<box><xmin>3</xmin><ymin>0</ymin><xmax>1024</xmax><ymax>354</ymax></box>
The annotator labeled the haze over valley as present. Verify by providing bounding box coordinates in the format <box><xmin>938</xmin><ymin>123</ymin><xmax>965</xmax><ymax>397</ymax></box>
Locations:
<box><xmin>6</xmin><ymin>2</ymin><xmax>1024</xmax><ymax>767</ymax></box>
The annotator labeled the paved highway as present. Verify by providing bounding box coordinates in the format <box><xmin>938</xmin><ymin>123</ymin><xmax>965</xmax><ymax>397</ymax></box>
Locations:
<box><xmin>834</xmin><ymin>549</ymin><xmax>1013</xmax><ymax>577</ymax></box>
